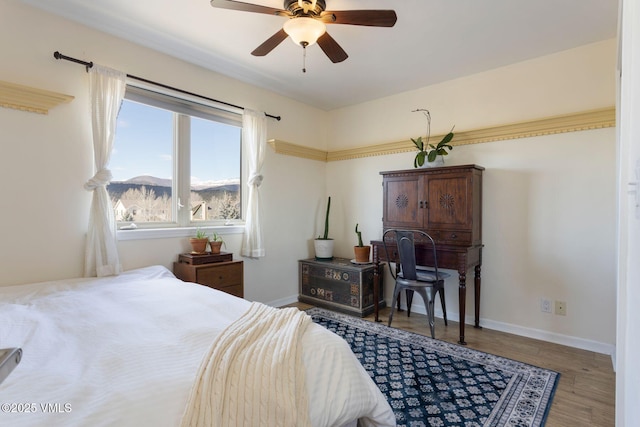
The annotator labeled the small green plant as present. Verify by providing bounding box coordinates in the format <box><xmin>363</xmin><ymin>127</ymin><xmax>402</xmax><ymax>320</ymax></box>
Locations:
<box><xmin>411</xmin><ymin>109</ymin><xmax>455</xmax><ymax>168</ymax></box>
<box><xmin>190</xmin><ymin>228</ymin><xmax>209</xmax><ymax>253</ymax></box>
<box><xmin>210</xmin><ymin>232</ymin><xmax>226</xmax><ymax>247</ymax></box>
<box><xmin>317</xmin><ymin>196</ymin><xmax>331</xmax><ymax>240</ymax></box>
<box><xmin>355</xmin><ymin>224</ymin><xmax>364</xmax><ymax>247</ymax></box>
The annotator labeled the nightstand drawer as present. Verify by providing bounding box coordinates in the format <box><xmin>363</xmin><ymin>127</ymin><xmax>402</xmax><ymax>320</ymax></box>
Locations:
<box><xmin>198</xmin><ymin>263</ymin><xmax>242</xmax><ymax>288</ymax></box>
<box><xmin>212</xmin><ymin>284</ymin><xmax>243</xmax><ymax>298</ymax></box>
<box><xmin>174</xmin><ymin>259</ymin><xmax>244</xmax><ymax>298</ymax></box>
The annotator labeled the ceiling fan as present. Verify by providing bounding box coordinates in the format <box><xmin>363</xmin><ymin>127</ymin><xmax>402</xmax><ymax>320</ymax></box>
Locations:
<box><xmin>210</xmin><ymin>0</ymin><xmax>397</xmax><ymax>68</ymax></box>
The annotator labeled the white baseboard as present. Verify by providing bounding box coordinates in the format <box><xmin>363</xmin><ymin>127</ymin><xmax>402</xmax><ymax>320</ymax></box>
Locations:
<box><xmin>269</xmin><ymin>294</ymin><xmax>616</xmax><ymax>359</ymax></box>
<box><xmin>265</xmin><ymin>294</ymin><xmax>299</xmax><ymax>308</ymax></box>
<box><xmin>405</xmin><ymin>300</ymin><xmax>616</xmax><ymax>357</ymax></box>
<box><xmin>478</xmin><ymin>317</ymin><xmax>615</xmax><ymax>356</ymax></box>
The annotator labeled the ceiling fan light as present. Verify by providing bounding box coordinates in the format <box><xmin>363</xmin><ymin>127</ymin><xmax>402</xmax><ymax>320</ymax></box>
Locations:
<box><xmin>283</xmin><ymin>17</ymin><xmax>326</xmax><ymax>47</ymax></box>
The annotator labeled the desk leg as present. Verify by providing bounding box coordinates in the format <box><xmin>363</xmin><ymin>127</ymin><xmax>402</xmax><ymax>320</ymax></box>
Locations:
<box><xmin>474</xmin><ymin>264</ymin><xmax>482</xmax><ymax>329</ymax></box>
<box><xmin>457</xmin><ymin>270</ymin><xmax>467</xmax><ymax>345</ymax></box>
<box><xmin>373</xmin><ymin>246</ymin><xmax>381</xmax><ymax>323</ymax></box>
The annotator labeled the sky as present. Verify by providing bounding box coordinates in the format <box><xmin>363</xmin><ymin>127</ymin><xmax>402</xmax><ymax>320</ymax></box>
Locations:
<box><xmin>111</xmin><ymin>99</ymin><xmax>241</xmax><ymax>186</ymax></box>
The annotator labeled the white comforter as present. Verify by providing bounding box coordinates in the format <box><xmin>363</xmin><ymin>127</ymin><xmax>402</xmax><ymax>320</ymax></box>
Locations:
<box><xmin>0</xmin><ymin>266</ymin><xmax>394</xmax><ymax>427</ymax></box>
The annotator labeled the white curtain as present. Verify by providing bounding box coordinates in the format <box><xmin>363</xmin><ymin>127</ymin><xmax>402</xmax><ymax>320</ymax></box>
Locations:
<box><xmin>84</xmin><ymin>65</ymin><xmax>126</xmax><ymax>277</ymax></box>
<box><xmin>241</xmin><ymin>109</ymin><xmax>267</xmax><ymax>258</ymax></box>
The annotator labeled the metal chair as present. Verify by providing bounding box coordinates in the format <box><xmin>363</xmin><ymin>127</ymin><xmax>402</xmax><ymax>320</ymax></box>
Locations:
<box><xmin>383</xmin><ymin>229</ymin><xmax>450</xmax><ymax>338</ymax></box>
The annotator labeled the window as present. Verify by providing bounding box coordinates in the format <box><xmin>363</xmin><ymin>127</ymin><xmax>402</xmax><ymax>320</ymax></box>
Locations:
<box><xmin>108</xmin><ymin>85</ymin><xmax>243</xmax><ymax>229</ymax></box>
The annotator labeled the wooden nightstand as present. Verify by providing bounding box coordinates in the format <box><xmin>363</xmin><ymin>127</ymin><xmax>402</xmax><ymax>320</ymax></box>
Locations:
<box><xmin>174</xmin><ymin>258</ymin><xmax>244</xmax><ymax>298</ymax></box>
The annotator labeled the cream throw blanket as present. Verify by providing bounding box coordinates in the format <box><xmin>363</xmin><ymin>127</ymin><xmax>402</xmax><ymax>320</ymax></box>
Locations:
<box><xmin>181</xmin><ymin>302</ymin><xmax>312</xmax><ymax>427</ymax></box>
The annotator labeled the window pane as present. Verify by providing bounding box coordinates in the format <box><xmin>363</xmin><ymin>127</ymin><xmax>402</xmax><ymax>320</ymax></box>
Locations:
<box><xmin>190</xmin><ymin>117</ymin><xmax>241</xmax><ymax>221</ymax></box>
<box><xmin>108</xmin><ymin>100</ymin><xmax>174</xmax><ymax>223</ymax></box>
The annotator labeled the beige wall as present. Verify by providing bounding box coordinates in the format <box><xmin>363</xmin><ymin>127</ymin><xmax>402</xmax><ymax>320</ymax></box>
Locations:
<box><xmin>0</xmin><ymin>1</ymin><xmax>617</xmax><ymax>353</ymax></box>
<box><xmin>326</xmin><ymin>129</ymin><xmax>616</xmax><ymax>352</ymax></box>
<box><xmin>324</xmin><ymin>40</ymin><xmax>617</xmax><ymax>352</ymax></box>
<box><xmin>326</xmin><ymin>40</ymin><xmax>615</xmax><ymax>149</ymax></box>
<box><xmin>0</xmin><ymin>0</ymin><xmax>327</xmax><ymax>305</ymax></box>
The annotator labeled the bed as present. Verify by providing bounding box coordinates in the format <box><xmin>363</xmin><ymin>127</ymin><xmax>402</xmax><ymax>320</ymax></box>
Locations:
<box><xmin>0</xmin><ymin>265</ymin><xmax>395</xmax><ymax>427</ymax></box>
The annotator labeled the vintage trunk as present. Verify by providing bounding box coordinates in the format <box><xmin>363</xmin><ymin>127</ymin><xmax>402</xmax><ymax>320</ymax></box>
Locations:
<box><xmin>299</xmin><ymin>258</ymin><xmax>385</xmax><ymax>317</ymax></box>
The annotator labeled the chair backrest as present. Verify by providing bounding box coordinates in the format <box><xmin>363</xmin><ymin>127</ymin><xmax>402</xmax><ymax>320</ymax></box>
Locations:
<box><xmin>382</xmin><ymin>229</ymin><xmax>439</xmax><ymax>280</ymax></box>
<box><xmin>396</xmin><ymin>230</ymin><xmax>418</xmax><ymax>280</ymax></box>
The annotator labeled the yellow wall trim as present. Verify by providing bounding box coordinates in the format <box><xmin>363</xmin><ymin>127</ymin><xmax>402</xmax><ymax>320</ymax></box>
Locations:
<box><xmin>0</xmin><ymin>80</ymin><xmax>74</xmax><ymax>114</ymax></box>
<box><xmin>268</xmin><ymin>139</ymin><xmax>327</xmax><ymax>161</ymax></box>
<box><xmin>270</xmin><ymin>107</ymin><xmax>616</xmax><ymax>162</ymax></box>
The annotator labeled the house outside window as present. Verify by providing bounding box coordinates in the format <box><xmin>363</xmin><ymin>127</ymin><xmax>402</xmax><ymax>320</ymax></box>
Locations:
<box><xmin>108</xmin><ymin>84</ymin><xmax>243</xmax><ymax>230</ymax></box>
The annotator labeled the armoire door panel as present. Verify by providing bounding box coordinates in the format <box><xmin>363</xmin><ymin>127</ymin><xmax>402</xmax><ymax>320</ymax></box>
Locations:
<box><xmin>426</xmin><ymin>175</ymin><xmax>471</xmax><ymax>229</ymax></box>
<box><xmin>382</xmin><ymin>176</ymin><xmax>423</xmax><ymax>228</ymax></box>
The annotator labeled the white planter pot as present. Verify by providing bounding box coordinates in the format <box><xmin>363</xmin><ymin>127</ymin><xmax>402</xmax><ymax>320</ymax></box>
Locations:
<box><xmin>314</xmin><ymin>239</ymin><xmax>334</xmax><ymax>260</ymax></box>
<box><xmin>420</xmin><ymin>155</ymin><xmax>445</xmax><ymax>168</ymax></box>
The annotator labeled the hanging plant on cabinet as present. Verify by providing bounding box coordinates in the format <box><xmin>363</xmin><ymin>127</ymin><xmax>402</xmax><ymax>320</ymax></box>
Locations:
<box><xmin>411</xmin><ymin>108</ymin><xmax>455</xmax><ymax>168</ymax></box>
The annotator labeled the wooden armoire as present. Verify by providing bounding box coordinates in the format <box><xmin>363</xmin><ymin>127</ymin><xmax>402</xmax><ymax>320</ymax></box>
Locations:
<box><xmin>371</xmin><ymin>164</ymin><xmax>484</xmax><ymax>344</ymax></box>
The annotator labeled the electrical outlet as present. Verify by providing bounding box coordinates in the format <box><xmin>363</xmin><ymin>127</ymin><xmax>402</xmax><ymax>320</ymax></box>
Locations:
<box><xmin>540</xmin><ymin>298</ymin><xmax>552</xmax><ymax>313</ymax></box>
<box><xmin>555</xmin><ymin>301</ymin><xmax>567</xmax><ymax>316</ymax></box>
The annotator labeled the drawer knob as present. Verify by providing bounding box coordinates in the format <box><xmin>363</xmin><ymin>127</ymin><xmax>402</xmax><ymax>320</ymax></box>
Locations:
<box><xmin>451</xmin><ymin>233</ymin><xmax>457</xmax><ymax>239</ymax></box>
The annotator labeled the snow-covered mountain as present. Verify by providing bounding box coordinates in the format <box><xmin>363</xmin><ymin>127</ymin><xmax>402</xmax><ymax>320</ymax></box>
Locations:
<box><xmin>108</xmin><ymin>175</ymin><xmax>240</xmax><ymax>201</ymax></box>
<box><xmin>124</xmin><ymin>175</ymin><xmax>172</xmax><ymax>188</ymax></box>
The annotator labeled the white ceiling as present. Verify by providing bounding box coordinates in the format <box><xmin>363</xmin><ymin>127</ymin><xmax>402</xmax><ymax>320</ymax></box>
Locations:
<box><xmin>22</xmin><ymin>0</ymin><xmax>618</xmax><ymax>110</ymax></box>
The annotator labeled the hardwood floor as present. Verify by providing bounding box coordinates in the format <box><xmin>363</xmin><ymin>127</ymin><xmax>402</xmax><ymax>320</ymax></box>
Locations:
<box><xmin>289</xmin><ymin>302</ymin><xmax>616</xmax><ymax>427</ymax></box>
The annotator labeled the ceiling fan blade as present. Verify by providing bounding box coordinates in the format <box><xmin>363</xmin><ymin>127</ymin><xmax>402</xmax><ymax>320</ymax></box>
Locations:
<box><xmin>210</xmin><ymin>0</ymin><xmax>289</xmax><ymax>17</ymax></box>
<box><xmin>251</xmin><ymin>29</ymin><xmax>289</xmax><ymax>56</ymax></box>
<box><xmin>320</xmin><ymin>10</ymin><xmax>397</xmax><ymax>27</ymax></box>
<box><xmin>317</xmin><ymin>32</ymin><xmax>348</xmax><ymax>63</ymax></box>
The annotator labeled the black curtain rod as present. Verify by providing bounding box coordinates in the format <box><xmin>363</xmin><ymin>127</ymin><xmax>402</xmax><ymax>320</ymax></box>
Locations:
<box><xmin>53</xmin><ymin>51</ymin><xmax>281</xmax><ymax>121</ymax></box>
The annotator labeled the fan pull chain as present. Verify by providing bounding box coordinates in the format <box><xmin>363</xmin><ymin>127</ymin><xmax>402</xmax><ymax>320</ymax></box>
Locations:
<box><xmin>300</xmin><ymin>41</ymin><xmax>309</xmax><ymax>73</ymax></box>
<box><xmin>302</xmin><ymin>44</ymin><xmax>307</xmax><ymax>73</ymax></box>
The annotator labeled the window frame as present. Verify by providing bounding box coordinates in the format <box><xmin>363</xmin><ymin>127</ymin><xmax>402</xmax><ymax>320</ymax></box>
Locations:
<box><xmin>112</xmin><ymin>80</ymin><xmax>246</xmax><ymax>240</ymax></box>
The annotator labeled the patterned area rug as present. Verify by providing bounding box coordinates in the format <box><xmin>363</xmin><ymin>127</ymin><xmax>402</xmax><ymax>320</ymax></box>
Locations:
<box><xmin>308</xmin><ymin>308</ymin><xmax>559</xmax><ymax>427</ymax></box>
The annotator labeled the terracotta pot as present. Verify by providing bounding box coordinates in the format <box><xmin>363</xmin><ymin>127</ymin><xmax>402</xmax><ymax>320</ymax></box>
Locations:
<box><xmin>209</xmin><ymin>241</ymin><xmax>223</xmax><ymax>254</ymax></box>
<box><xmin>189</xmin><ymin>238</ymin><xmax>209</xmax><ymax>254</ymax></box>
<box><xmin>354</xmin><ymin>245</ymin><xmax>371</xmax><ymax>263</ymax></box>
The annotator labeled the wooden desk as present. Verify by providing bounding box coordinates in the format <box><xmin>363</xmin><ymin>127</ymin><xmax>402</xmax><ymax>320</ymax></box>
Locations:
<box><xmin>372</xmin><ymin>240</ymin><xmax>482</xmax><ymax>345</ymax></box>
<box><xmin>376</xmin><ymin>164</ymin><xmax>485</xmax><ymax>345</ymax></box>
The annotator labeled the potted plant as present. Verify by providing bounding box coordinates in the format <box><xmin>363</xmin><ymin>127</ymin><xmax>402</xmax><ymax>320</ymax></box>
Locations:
<box><xmin>189</xmin><ymin>228</ymin><xmax>209</xmax><ymax>254</ymax></box>
<box><xmin>209</xmin><ymin>231</ymin><xmax>226</xmax><ymax>254</ymax></box>
<box><xmin>353</xmin><ymin>223</ymin><xmax>371</xmax><ymax>263</ymax></box>
<box><xmin>314</xmin><ymin>196</ymin><xmax>334</xmax><ymax>260</ymax></box>
<box><xmin>411</xmin><ymin>109</ymin><xmax>455</xmax><ymax>168</ymax></box>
